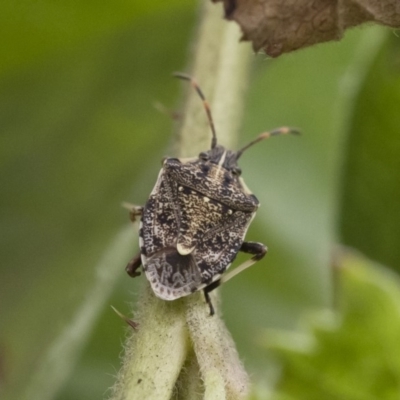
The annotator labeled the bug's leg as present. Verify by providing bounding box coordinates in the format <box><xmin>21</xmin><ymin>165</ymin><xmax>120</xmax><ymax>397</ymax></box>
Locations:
<box><xmin>122</xmin><ymin>202</ymin><xmax>143</xmax><ymax>223</ymax></box>
<box><xmin>126</xmin><ymin>253</ymin><xmax>142</xmax><ymax>278</ymax></box>
<box><xmin>203</xmin><ymin>279</ymin><xmax>221</xmax><ymax>316</ymax></box>
<box><xmin>129</xmin><ymin>206</ymin><xmax>143</xmax><ymax>223</ymax></box>
<box><xmin>222</xmin><ymin>242</ymin><xmax>268</xmax><ymax>284</ymax></box>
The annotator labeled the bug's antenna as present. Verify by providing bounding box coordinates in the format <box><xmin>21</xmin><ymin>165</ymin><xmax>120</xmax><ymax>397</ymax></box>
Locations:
<box><xmin>173</xmin><ymin>72</ymin><xmax>217</xmax><ymax>149</ymax></box>
<box><xmin>236</xmin><ymin>126</ymin><xmax>300</xmax><ymax>159</ymax></box>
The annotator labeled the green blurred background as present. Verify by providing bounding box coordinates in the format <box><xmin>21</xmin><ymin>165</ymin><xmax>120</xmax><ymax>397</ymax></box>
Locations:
<box><xmin>1</xmin><ymin>1</ymin><xmax>400</xmax><ymax>399</ymax></box>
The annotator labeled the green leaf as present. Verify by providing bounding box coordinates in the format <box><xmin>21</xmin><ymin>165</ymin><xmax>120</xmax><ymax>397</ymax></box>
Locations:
<box><xmin>260</xmin><ymin>251</ymin><xmax>400</xmax><ymax>400</ymax></box>
<box><xmin>0</xmin><ymin>0</ymin><xmax>187</xmax><ymax>75</ymax></box>
<box><xmin>221</xmin><ymin>25</ymin><xmax>388</xmax><ymax>372</ymax></box>
<box><xmin>340</xmin><ymin>34</ymin><xmax>400</xmax><ymax>272</ymax></box>
<box><xmin>0</xmin><ymin>5</ymin><xmax>195</xmax><ymax>400</ymax></box>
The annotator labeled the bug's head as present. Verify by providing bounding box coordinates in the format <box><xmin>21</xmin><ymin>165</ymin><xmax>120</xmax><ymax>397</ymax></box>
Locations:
<box><xmin>197</xmin><ymin>146</ymin><xmax>243</xmax><ymax>177</ymax></box>
<box><xmin>197</xmin><ymin>126</ymin><xmax>300</xmax><ymax>179</ymax></box>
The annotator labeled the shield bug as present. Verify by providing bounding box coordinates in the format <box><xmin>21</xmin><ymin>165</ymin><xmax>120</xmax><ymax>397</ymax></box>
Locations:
<box><xmin>126</xmin><ymin>73</ymin><xmax>299</xmax><ymax>315</ymax></box>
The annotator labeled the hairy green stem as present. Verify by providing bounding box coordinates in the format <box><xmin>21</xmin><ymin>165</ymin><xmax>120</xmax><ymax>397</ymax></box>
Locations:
<box><xmin>110</xmin><ymin>1</ymin><xmax>252</xmax><ymax>399</ymax></box>
<box><xmin>178</xmin><ymin>2</ymin><xmax>251</xmax><ymax>154</ymax></box>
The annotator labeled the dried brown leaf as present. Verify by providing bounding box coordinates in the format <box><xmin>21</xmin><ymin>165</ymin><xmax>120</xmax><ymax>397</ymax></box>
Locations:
<box><xmin>213</xmin><ymin>0</ymin><xmax>400</xmax><ymax>57</ymax></box>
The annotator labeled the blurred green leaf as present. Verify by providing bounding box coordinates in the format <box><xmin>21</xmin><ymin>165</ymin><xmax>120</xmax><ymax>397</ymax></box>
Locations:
<box><xmin>0</xmin><ymin>0</ymin><xmax>187</xmax><ymax>75</ymax></box>
<box><xmin>222</xmin><ymin>26</ymin><xmax>387</xmax><ymax>373</ymax></box>
<box><xmin>260</xmin><ymin>250</ymin><xmax>400</xmax><ymax>400</ymax></box>
<box><xmin>0</xmin><ymin>4</ymin><xmax>194</xmax><ymax>400</ymax></box>
<box><xmin>340</xmin><ymin>35</ymin><xmax>400</xmax><ymax>273</ymax></box>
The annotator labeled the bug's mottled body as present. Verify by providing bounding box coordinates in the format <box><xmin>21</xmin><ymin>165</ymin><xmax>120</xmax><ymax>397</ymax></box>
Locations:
<box><xmin>126</xmin><ymin>73</ymin><xmax>298</xmax><ymax>315</ymax></box>
<box><xmin>139</xmin><ymin>147</ymin><xmax>259</xmax><ymax>301</ymax></box>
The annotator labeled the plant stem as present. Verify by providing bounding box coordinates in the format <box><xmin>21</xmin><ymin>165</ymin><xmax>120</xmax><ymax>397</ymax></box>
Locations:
<box><xmin>178</xmin><ymin>1</ymin><xmax>251</xmax><ymax>154</ymax></box>
<box><xmin>110</xmin><ymin>1</ymin><xmax>252</xmax><ymax>399</ymax></box>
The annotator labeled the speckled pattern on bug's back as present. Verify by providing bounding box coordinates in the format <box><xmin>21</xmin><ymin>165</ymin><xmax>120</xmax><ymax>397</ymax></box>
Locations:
<box><xmin>139</xmin><ymin>150</ymin><xmax>259</xmax><ymax>300</ymax></box>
